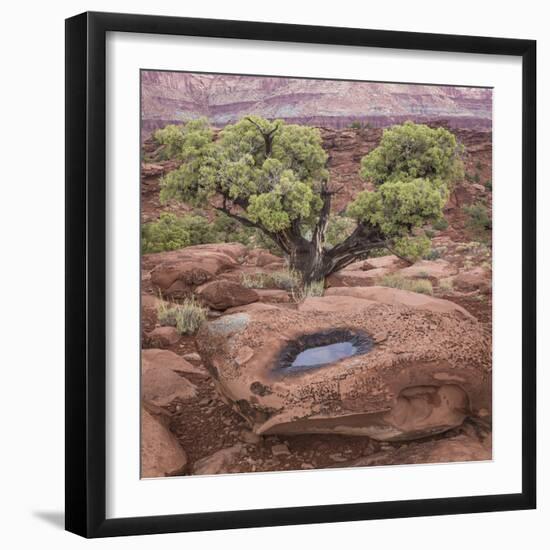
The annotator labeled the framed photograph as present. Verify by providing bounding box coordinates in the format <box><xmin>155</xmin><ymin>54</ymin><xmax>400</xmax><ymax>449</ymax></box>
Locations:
<box><xmin>65</xmin><ymin>11</ymin><xmax>536</xmax><ymax>538</ymax></box>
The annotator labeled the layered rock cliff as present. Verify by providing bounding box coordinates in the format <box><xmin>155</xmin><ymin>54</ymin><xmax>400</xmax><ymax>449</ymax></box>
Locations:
<box><xmin>141</xmin><ymin>71</ymin><xmax>492</xmax><ymax>138</ymax></box>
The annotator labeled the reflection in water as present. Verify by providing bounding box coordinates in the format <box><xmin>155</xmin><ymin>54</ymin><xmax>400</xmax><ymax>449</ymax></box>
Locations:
<box><xmin>291</xmin><ymin>342</ymin><xmax>357</xmax><ymax>368</ymax></box>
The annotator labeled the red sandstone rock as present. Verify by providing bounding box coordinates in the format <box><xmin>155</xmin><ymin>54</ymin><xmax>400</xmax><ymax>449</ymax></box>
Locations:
<box><xmin>141</xmin><ymin>407</ymin><xmax>187</xmax><ymax>477</ymax></box>
<box><xmin>196</xmin><ymin>304</ymin><xmax>491</xmax><ymax>441</ymax></box>
<box><xmin>145</xmin><ymin>326</ymin><xmax>180</xmax><ymax>347</ymax></box>
<box><xmin>196</xmin><ymin>280</ymin><xmax>259</xmax><ymax>310</ymax></box>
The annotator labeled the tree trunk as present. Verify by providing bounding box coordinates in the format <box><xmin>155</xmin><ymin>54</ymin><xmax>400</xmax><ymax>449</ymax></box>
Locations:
<box><xmin>288</xmin><ymin>223</ymin><xmax>387</xmax><ymax>284</ymax></box>
<box><xmin>289</xmin><ymin>246</ymin><xmax>330</xmax><ymax>285</ymax></box>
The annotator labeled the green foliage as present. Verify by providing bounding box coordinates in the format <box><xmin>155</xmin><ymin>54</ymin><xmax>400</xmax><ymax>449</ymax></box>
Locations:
<box><xmin>423</xmin><ymin>248</ymin><xmax>441</xmax><ymax>261</ymax></box>
<box><xmin>152</xmin><ymin>118</ymin><xmax>464</xmax><ymax>282</ymax></box>
<box><xmin>392</xmin><ymin>235</ymin><xmax>432</xmax><ymax>262</ymax></box>
<box><xmin>432</xmin><ymin>217</ymin><xmax>449</xmax><ymax>231</ymax></box>
<box><xmin>348</xmin><ymin>123</ymin><xmax>462</xmax><ymax>241</ymax></box>
<box><xmin>348</xmin><ymin>180</ymin><xmax>446</xmax><ymax>238</ymax></box>
<box><xmin>159</xmin><ymin>117</ymin><xmax>327</xmax><ymax>231</ymax></box>
<box><xmin>360</xmin><ymin>121</ymin><xmax>464</xmax><ymax>186</ymax></box>
<box><xmin>141</xmin><ymin>211</ymin><xmax>283</xmax><ymax>254</ymax></box>
<box><xmin>210</xmin><ymin>212</ymin><xmax>256</xmax><ymax>246</ymax></box>
<box><xmin>141</xmin><ymin>212</ymin><xmax>220</xmax><ymax>253</ymax></box>
<box><xmin>141</xmin><ymin>213</ymin><xmax>192</xmax><ymax>253</ymax></box>
<box><xmin>463</xmin><ymin>202</ymin><xmax>492</xmax><ymax>233</ymax></box>
<box><xmin>472</xmin><ymin>172</ymin><xmax>480</xmax><ymax>183</ymax></box>
<box><xmin>380</xmin><ymin>274</ymin><xmax>433</xmax><ymax>295</ymax></box>
<box><xmin>484</xmin><ymin>180</ymin><xmax>492</xmax><ymax>191</ymax></box>
<box><xmin>325</xmin><ymin>215</ymin><xmax>357</xmax><ymax>248</ymax></box>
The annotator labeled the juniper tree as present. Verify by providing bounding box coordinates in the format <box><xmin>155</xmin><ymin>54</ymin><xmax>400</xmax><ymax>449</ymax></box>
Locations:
<box><xmin>156</xmin><ymin>118</ymin><xmax>463</xmax><ymax>283</ymax></box>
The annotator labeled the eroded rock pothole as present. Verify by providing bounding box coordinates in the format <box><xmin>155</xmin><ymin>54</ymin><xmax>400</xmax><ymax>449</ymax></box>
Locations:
<box><xmin>275</xmin><ymin>328</ymin><xmax>373</xmax><ymax>374</ymax></box>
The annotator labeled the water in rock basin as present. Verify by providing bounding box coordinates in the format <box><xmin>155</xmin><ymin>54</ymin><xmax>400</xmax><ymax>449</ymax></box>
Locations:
<box><xmin>275</xmin><ymin>328</ymin><xmax>373</xmax><ymax>375</ymax></box>
<box><xmin>291</xmin><ymin>341</ymin><xmax>357</xmax><ymax>368</ymax></box>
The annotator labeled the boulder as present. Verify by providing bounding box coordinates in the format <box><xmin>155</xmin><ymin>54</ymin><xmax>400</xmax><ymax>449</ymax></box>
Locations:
<box><xmin>253</xmin><ymin>251</ymin><xmax>284</xmax><ymax>268</ymax></box>
<box><xmin>326</xmin><ymin>268</ymin><xmax>390</xmax><ymax>287</ymax></box>
<box><xmin>196</xmin><ymin>280</ymin><xmax>259</xmax><ymax>310</ymax></box>
<box><xmin>192</xmin><ymin>445</ymin><xmax>244</xmax><ymax>475</ymax></box>
<box><xmin>225</xmin><ymin>302</ymin><xmax>281</xmax><ymax>315</ymax></box>
<box><xmin>398</xmin><ymin>259</ymin><xmax>458</xmax><ymax>281</ymax></box>
<box><xmin>362</xmin><ymin>255</ymin><xmax>407</xmax><ymax>271</ymax></box>
<box><xmin>298</xmin><ymin>295</ymin><xmax>377</xmax><ymax>312</ymax></box>
<box><xmin>453</xmin><ymin>267</ymin><xmax>492</xmax><ymax>293</ymax></box>
<box><xmin>345</xmin><ymin>432</ymin><xmax>491</xmax><ymax>467</ymax></box>
<box><xmin>196</xmin><ymin>304</ymin><xmax>491</xmax><ymax>441</ymax></box>
<box><xmin>142</xmin><ymin>348</ymin><xmax>208</xmax><ymax>377</ymax></box>
<box><xmin>141</xmin><ymin>163</ymin><xmax>166</xmax><ymax>178</ymax></box>
<box><xmin>256</xmin><ymin>289</ymin><xmax>291</xmax><ymax>303</ymax></box>
<box><xmin>146</xmin><ymin>244</ymin><xmax>245</xmax><ymax>300</ymax></box>
<box><xmin>325</xmin><ymin>286</ymin><xmax>474</xmax><ymax>319</ymax></box>
<box><xmin>142</xmin><ymin>350</ymin><xmax>198</xmax><ymax>407</ymax></box>
<box><xmin>145</xmin><ymin>326</ymin><xmax>180</xmax><ymax>347</ymax></box>
<box><xmin>141</xmin><ymin>407</ymin><xmax>187</xmax><ymax>477</ymax></box>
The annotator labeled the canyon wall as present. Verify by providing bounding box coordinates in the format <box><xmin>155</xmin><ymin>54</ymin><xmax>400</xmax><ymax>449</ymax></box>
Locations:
<box><xmin>141</xmin><ymin>71</ymin><xmax>492</xmax><ymax>138</ymax></box>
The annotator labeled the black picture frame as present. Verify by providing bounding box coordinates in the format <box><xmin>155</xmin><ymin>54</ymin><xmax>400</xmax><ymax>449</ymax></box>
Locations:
<box><xmin>65</xmin><ymin>11</ymin><xmax>536</xmax><ymax>538</ymax></box>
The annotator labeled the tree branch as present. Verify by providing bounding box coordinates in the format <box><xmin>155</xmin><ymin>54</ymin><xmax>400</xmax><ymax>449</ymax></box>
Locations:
<box><xmin>383</xmin><ymin>241</ymin><xmax>414</xmax><ymax>265</ymax></box>
<box><xmin>245</xmin><ymin>117</ymin><xmax>280</xmax><ymax>157</ymax></box>
<box><xmin>213</xmin><ymin>204</ymin><xmax>291</xmax><ymax>255</ymax></box>
<box><xmin>326</xmin><ymin>222</ymin><xmax>387</xmax><ymax>272</ymax></box>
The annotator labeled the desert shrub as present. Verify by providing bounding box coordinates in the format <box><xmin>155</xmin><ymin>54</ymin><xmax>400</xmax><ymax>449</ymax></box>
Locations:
<box><xmin>240</xmin><ymin>273</ymin><xmax>267</xmax><ymax>289</ymax></box>
<box><xmin>349</xmin><ymin>121</ymin><xmax>362</xmax><ymax>129</ymax></box>
<box><xmin>156</xmin><ymin>297</ymin><xmax>207</xmax><ymax>335</ymax></box>
<box><xmin>465</xmin><ymin>173</ymin><xmax>474</xmax><ymax>183</ymax></box>
<box><xmin>484</xmin><ymin>179</ymin><xmax>492</xmax><ymax>191</ymax></box>
<box><xmin>432</xmin><ymin>217</ymin><xmax>449</xmax><ymax>231</ymax></box>
<box><xmin>240</xmin><ymin>269</ymin><xmax>300</xmax><ymax>291</ymax></box>
<box><xmin>175</xmin><ymin>297</ymin><xmax>207</xmax><ymax>335</ymax></box>
<box><xmin>472</xmin><ymin>172</ymin><xmax>481</xmax><ymax>183</ymax></box>
<box><xmin>141</xmin><ymin>213</ymin><xmax>192</xmax><ymax>253</ymax></box>
<box><xmin>475</xmin><ymin>160</ymin><xmax>483</xmax><ymax>171</ymax></box>
<box><xmin>142</xmin><ymin>211</ymin><xmax>284</xmax><ymax>255</ymax></box>
<box><xmin>270</xmin><ymin>270</ymin><xmax>301</xmax><ymax>291</ymax></box>
<box><xmin>463</xmin><ymin>202</ymin><xmax>492</xmax><ymax>233</ymax></box>
<box><xmin>439</xmin><ymin>278</ymin><xmax>454</xmax><ymax>292</ymax></box>
<box><xmin>423</xmin><ymin>248</ymin><xmax>441</xmax><ymax>260</ymax></box>
<box><xmin>380</xmin><ymin>274</ymin><xmax>433</xmax><ymax>295</ymax></box>
<box><xmin>424</xmin><ymin>229</ymin><xmax>436</xmax><ymax>239</ymax></box>
<box><xmin>157</xmin><ymin>302</ymin><xmax>180</xmax><ymax>327</ymax></box>
<box><xmin>291</xmin><ymin>280</ymin><xmax>325</xmax><ymax>302</ymax></box>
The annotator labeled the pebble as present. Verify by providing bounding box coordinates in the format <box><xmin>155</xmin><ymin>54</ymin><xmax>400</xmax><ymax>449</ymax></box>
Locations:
<box><xmin>328</xmin><ymin>453</ymin><xmax>348</xmax><ymax>463</ymax></box>
<box><xmin>271</xmin><ymin>443</ymin><xmax>291</xmax><ymax>457</ymax></box>
<box><xmin>239</xmin><ymin>430</ymin><xmax>261</xmax><ymax>445</ymax></box>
